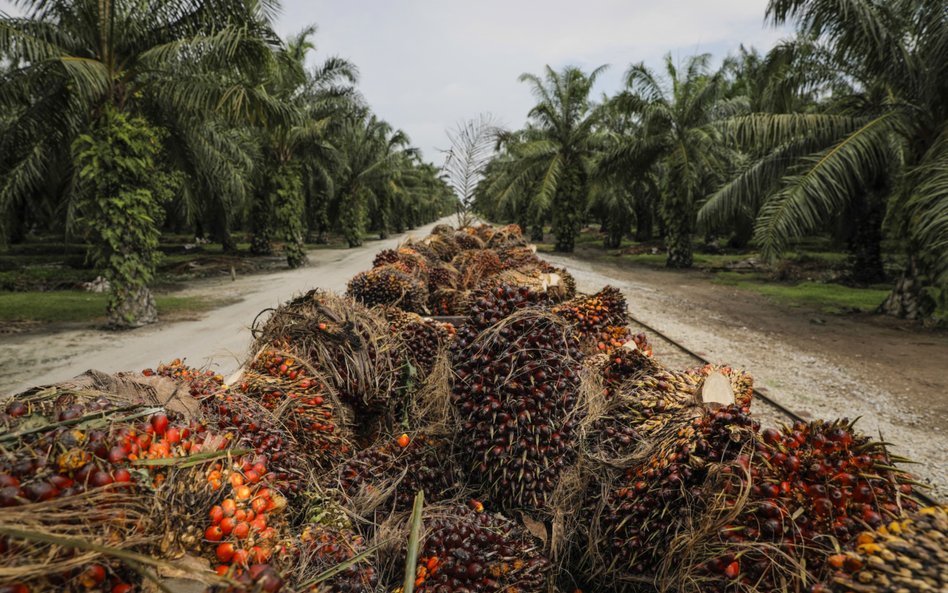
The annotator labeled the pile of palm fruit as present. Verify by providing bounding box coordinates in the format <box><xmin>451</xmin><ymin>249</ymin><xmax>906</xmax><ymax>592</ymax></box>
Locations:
<box><xmin>1</xmin><ymin>223</ymin><xmax>942</xmax><ymax>593</ymax></box>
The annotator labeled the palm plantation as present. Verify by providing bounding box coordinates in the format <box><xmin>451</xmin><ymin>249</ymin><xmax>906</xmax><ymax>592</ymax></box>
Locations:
<box><xmin>0</xmin><ymin>0</ymin><xmax>945</xmax><ymax>330</ymax></box>
<box><xmin>0</xmin><ymin>0</ymin><xmax>453</xmax><ymax>327</ymax></box>
<box><xmin>484</xmin><ymin>65</ymin><xmax>607</xmax><ymax>252</ymax></box>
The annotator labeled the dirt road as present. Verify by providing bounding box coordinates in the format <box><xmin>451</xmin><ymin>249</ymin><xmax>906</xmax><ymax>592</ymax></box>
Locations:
<box><xmin>0</xmin><ymin>218</ymin><xmax>454</xmax><ymax>395</ymax></box>
<box><xmin>543</xmin><ymin>254</ymin><xmax>948</xmax><ymax>500</ymax></box>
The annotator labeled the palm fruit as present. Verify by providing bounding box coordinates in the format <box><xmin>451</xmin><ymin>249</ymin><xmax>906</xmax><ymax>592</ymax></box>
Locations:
<box><xmin>150</xmin><ymin>359</ymin><xmax>310</xmax><ymax>497</ymax></box>
<box><xmin>385</xmin><ymin>309</ymin><xmax>455</xmax><ymax>380</ymax></box>
<box><xmin>403</xmin><ymin>503</ymin><xmax>551</xmax><ymax>593</ymax></box>
<box><xmin>0</xmin><ymin>383</ymin><xmax>268</xmax><ymax>592</ymax></box>
<box><xmin>426</xmin><ymin>262</ymin><xmax>460</xmax><ymax>292</ymax></box>
<box><xmin>202</xmin><ymin>456</ymin><xmax>290</xmax><ymax>577</ymax></box>
<box><xmin>451</xmin><ymin>249</ymin><xmax>503</xmax><ymax>290</ymax></box>
<box><xmin>552</xmin><ymin>287</ymin><xmax>629</xmax><ymax>354</ymax></box>
<box><xmin>452</xmin><ymin>286</ymin><xmax>582</xmax><ymax>513</ymax></box>
<box><xmin>252</xmin><ymin>290</ymin><xmax>406</xmax><ymax>419</ymax></box>
<box><xmin>293</xmin><ymin>524</ymin><xmax>378</xmax><ymax>593</ymax></box>
<box><xmin>453</xmin><ymin>230</ymin><xmax>485</xmax><ymax>251</ymax></box>
<box><xmin>339</xmin><ymin>433</ymin><xmax>461</xmax><ymax>512</ymax></box>
<box><xmin>235</xmin><ymin>345</ymin><xmax>351</xmax><ymax>470</ymax></box>
<box><xmin>486</xmin><ymin>223</ymin><xmax>528</xmax><ymax>249</ymax></box>
<box><xmin>347</xmin><ymin>264</ymin><xmax>429</xmax><ymax>313</ymax></box>
<box><xmin>424</xmin><ymin>233</ymin><xmax>461</xmax><ymax>262</ymax></box>
<box><xmin>588</xmin><ymin>409</ymin><xmax>922</xmax><ymax>593</ymax></box>
<box><xmin>824</xmin><ymin>506</ymin><xmax>947</xmax><ymax>593</ymax></box>
<box><xmin>584</xmin><ymin>404</ymin><xmax>761</xmax><ymax>586</ymax></box>
<box><xmin>431</xmin><ymin>223</ymin><xmax>455</xmax><ymax>236</ymax></box>
<box><xmin>429</xmin><ymin>287</ymin><xmax>473</xmax><ymax>316</ymax></box>
<box><xmin>372</xmin><ymin>248</ymin><xmax>429</xmax><ymax>277</ymax></box>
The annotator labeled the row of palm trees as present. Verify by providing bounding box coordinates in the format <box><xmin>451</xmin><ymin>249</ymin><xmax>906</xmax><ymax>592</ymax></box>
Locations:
<box><xmin>0</xmin><ymin>0</ymin><xmax>454</xmax><ymax>327</ymax></box>
<box><xmin>477</xmin><ymin>0</ymin><xmax>946</xmax><ymax>319</ymax></box>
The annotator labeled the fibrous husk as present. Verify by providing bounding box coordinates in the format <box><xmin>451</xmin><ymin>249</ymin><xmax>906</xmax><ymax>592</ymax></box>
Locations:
<box><xmin>251</xmin><ymin>290</ymin><xmax>408</xmax><ymax>424</ymax></box>
<box><xmin>450</xmin><ymin>250</ymin><xmax>503</xmax><ymax>290</ymax></box>
<box><xmin>453</xmin><ymin>231</ymin><xmax>485</xmax><ymax>251</ymax></box>
<box><xmin>422</xmin><ymin>234</ymin><xmax>461</xmax><ymax>262</ymax></box>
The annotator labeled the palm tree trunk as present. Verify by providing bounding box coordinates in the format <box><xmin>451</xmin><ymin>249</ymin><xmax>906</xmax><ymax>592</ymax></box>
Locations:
<box><xmin>881</xmin><ymin>256</ymin><xmax>931</xmax><ymax>319</ymax></box>
<box><xmin>109</xmin><ymin>285</ymin><xmax>158</xmax><ymax>328</ymax></box>
<box><xmin>662</xmin><ymin>188</ymin><xmax>693</xmax><ymax>268</ymax></box>
<box><xmin>846</xmin><ymin>195</ymin><xmax>885</xmax><ymax>285</ymax></box>
<box><xmin>633</xmin><ymin>196</ymin><xmax>653</xmax><ymax>242</ymax></box>
<box><xmin>250</xmin><ymin>190</ymin><xmax>274</xmax><ymax>256</ymax></box>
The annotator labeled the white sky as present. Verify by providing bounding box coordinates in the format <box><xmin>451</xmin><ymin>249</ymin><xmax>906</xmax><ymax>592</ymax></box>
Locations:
<box><xmin>280</xmin><ymin>1</ymin><xmax>789</xmax><ymax>163</ymax></box>
<box><xmin>1</xmin><ymin>1</ymin><xmax>791</xmax><ymax>164</ymax></box>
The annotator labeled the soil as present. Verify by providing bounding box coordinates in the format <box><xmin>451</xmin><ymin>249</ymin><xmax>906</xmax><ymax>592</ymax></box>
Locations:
<box><xmin>543</xmin><ymin>254</ymin><xmax>948</xmax><ymax>501</ymax></box>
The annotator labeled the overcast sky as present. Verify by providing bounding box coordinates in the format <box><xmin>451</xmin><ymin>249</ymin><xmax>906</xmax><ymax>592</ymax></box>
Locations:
<box><xmin>278</xmin><ymin>1</ymin><xmax>789</xmax><ymax>163</ymax></box>
<box><xmin>1</xmin><ymin>1</ymin><xmax>791</xmax><ymax>164</ymax></box>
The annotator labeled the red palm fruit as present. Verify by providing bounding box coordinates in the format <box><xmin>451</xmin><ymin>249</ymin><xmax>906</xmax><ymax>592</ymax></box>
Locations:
<box><xmin>216</xmin><ymin>542</ymin><xmax>235</xmax><ymax>563</ymax></box>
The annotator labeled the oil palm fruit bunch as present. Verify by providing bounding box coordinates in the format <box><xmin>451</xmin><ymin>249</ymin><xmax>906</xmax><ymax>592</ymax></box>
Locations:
<box><xmin>823</xmin><ymin>506</ymin><xmax>947</xmax><ymax>593</ymax></box>
<box><xmin>453</xmin><ymin>230</ymin><xmax>485</xmax><ymax>251</ymax></box>
<box><xmin>452</xmin><ymin>291</ymin><xmax>583</xmax><ymax>513</ymax></box>
<box><xmin>252</xmin><ymin>290</ymin><xmax>406</xmax><ymax>418</ymax></box>
<box><xmin>451</xmin><ymin>250</ymin><xmax>503</xmax><ymax>290</ymax></box>
<box><xmin>385</xmin><ymin>309</ymin><xmax>455</xmax><ymax>380</ymax></box>
<box><xmin>0</xmin><ymin>387</ymin><xmax>251</xmax><ymax>591</ymax></box>
<box><xmin>292</xmin><ymin>524</ymin><xmax>378</xmax><ymax>593</ymax></box>
<box><xmin>426</xmin><ymin>262</ymin><xmax>460</xmax><ymax>292</ymax></box>
<box><xmin>373</xmin><ymin>247</ymin><xmax>429</xmax><ymax>276</ymax></box>
<box><xmin>339</xmin><ymin>433</ymin><xmax>461</xmax><ymax>512</ymax></box>
<box><xmin>143</xmin><ymin>357</ymin><xmax>225</xmax><ymax>398</ymax></box>
<box><xmin>552</xmin><ymin>287</ymin><xmax>629</xmax><ymax>354</ymax></box>
<box><xmin>431</xmin><ymin>223</ymin><xmax>455</xmax><ymax>236</ymax></box>
<box><xmin>587</xmin><ymin>342</ymin><xmax>662</xmax><ymax>400</ymax></box>
<box><xmin>402</xmin><ymin>503</ymin><xmax>551</xmax><ymax>593</ymax></box>
<box><xmin>683</xmin><ymin>419</ymin><xmax>920</xmax><ymax>593</ymax></box>
<box><xmin>587</xmin><ymin>404</ymin><xmax>761</xmax><ymax>585</ymax></box>
<box><xmin>486</xmin><ymin>224</ymin><xmax>528</xmax><ymax>249</ymax></box>
<box><xmin>454</xmin><ymin>285</ymin><xmax>549</xmax><ymax>345</ymax></box>
<box><xmin>472</xmin><ymin>223</ymin><xmax>497</xmax><ymax>243</ymax></box>
<box><xmin>237</xmin><ymin>345</ymin><xmax>351</xmax><ymax>471</ymax></box>
<box><xmin>424</xmin><ymin>233</ymin><xmax>461</xmax><ymax>262</ymax></box>
<box><xmin>496</xmin><ymin>246</ymin><xmax>542</xmax><ymax>270</ymax></box>
<box><xmin>347</xmin><ymin>265</ymin><xmax>429</xmax><ymax>314</ymax></box>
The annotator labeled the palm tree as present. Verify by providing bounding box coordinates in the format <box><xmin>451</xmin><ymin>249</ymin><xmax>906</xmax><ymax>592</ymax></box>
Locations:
<box><xmin>0</xmin><ymin>0</ymin><xmax>283</xmax><ymax>326</ymax></box>
<box><xmin>699</xmin><ymin>0</ymin><xmax>947</xmax><ymax>317</ymax></box>
<box><xmin>250</xmin><ymin>25</ymin><xmax>358</xmax><ymax>267</ymax></box>
<box><xmin>604</xmin><ymin>53</ymin><xmax>741</xmax><ymax>267</ymax></box>
<box><xmin>489</xmin><ymin>65</ymin><xmax>607</xmax><ymax>252</ymax></box>
<box><xmin>332</xmin><ymin>110</ymin><xmax>414</xmax><ymax>247</ymax></box>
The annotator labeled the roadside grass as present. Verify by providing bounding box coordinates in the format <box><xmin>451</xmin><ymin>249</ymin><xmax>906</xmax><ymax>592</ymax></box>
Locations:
<box><xmin>0</xmin><ymin>291</ymin><xmax>233</xmax><ymax>324</ymax></box>
<box><xmin>711</xmin><ymin>272</ymin><xmax>889</xmax><ymax>314</ymax></box>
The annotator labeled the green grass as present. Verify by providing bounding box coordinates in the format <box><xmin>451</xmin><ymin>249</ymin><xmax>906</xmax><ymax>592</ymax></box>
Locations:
<box><xmin>0</xmin><ymin>291</ymin><xmax>230</xmax><ymax>324</ymax></box>
<box><xmin>712</xmin><ymin>272</ymin><xmax>889</xmax><ymax>313</ymax></box>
